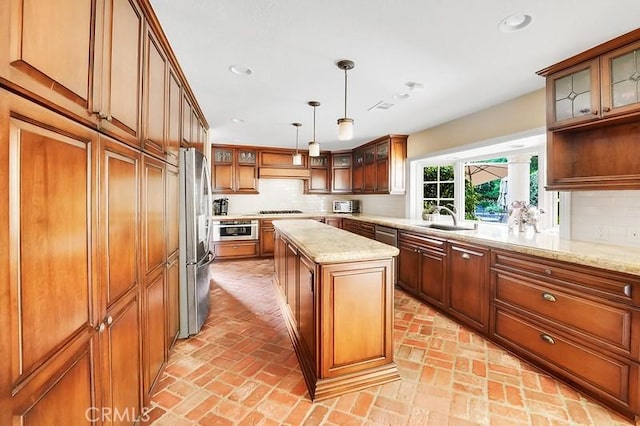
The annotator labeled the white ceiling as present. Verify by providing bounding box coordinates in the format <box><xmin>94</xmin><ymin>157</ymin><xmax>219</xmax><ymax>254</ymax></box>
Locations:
<box><xmin>149</xmin><ymin>0</ymin><xmax>640</xmax><ymax>152</ymax></box>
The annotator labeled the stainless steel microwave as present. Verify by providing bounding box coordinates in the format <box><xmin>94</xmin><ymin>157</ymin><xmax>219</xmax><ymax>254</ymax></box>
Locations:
<box><xmin>333</xmin><ymin>200</ymin><xmax>360</xmax><ymax>213</ymax></box>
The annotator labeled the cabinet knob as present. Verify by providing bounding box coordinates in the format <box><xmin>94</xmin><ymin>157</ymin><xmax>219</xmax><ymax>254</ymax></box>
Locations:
<box><xmin>105</xmin><ymin>315</ymin><xmax>113</xmax><ymax>326</ymax></box>
<box><xmin>591</xmin><ymin>109</ymin><xmax>598</xmax><ymax>115</ymax></box>
<box><xmin>541</xmin><ymin>292</ymin><xmax>557</xmax><ymax>302</ymax></box>
<box><xmin>461</xmin><ymin>253</ymin><xmax>470</xmax><ymax>259</ymax></box>
<box><xmin>540</xmin><ymin>333</ymin><xmax>555</xmax><ymax>345</ymax></box>
<box><xmin>544</xmin><ymin>269</ymin><xmax>552</xmax><ymax>275</ymax></box>
<box><xmin>603</xmin><ymin>106</ymin><xmax>611</xmax><ymax>112</ymax></box>
<box><xmin>97</xmin><ymin>322</ymin><xmax>106</xmax><ymax>333</ymax></box>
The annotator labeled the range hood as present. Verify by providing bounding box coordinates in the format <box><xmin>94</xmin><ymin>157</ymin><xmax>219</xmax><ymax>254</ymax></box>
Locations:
<box><xmin>258</xmin><ymin>167</ymin><xmax>310</xmax><ymax>179</ymax></box>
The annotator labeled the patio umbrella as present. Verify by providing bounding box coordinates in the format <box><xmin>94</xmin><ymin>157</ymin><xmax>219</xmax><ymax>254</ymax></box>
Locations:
<box><xmin>465</xmin><ymin>162</ymin><xmax>508</xmax><ymax>186</ymax></box>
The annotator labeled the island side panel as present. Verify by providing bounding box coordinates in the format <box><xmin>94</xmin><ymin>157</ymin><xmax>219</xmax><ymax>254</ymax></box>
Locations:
<box><xmin>320</xmin><ymin>259</ymin><xmax>395</xmax><ymax>377</ymax></box>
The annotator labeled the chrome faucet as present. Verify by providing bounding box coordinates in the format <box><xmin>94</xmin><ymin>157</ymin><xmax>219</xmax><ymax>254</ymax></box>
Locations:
<box><xmin>434</xmin><ymin>206</ymin><xmax>457</xmax><ymax>226</ymax></box>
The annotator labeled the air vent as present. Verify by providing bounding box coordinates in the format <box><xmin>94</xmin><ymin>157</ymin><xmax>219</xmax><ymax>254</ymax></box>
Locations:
<box><xmin>368</xmin><ymin>101</ymin><xmax>395</xmax><ymax>111</ymax></box>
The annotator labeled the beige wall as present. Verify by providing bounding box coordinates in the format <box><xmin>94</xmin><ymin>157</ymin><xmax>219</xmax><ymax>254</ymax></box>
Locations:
<box><xmin>407</xmin><ymin>89</ymin><xmax>546</xmax><ymax>158</ymax></box>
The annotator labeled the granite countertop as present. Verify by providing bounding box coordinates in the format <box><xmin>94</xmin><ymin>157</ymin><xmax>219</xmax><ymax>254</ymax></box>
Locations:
<box><xmin>214</xmin><ymin>212</ymin><xmax>640</xmax><ymax>277</ymax></box>
<box><xmin>273</xmin><ymin>219</ymin><xmax>399</xmax><ymax>264</ymax></box>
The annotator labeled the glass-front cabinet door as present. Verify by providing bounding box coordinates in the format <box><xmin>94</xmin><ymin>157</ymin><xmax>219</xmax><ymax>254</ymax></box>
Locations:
<box><xmin>546</xmin><ymin>59</ymin><xmax>600</xmax><ymax>129</ymax></box>
<box><xmin>601</xmin><ymin>40</ymin><xmax>640</xmax><ymax>118</ymax></box>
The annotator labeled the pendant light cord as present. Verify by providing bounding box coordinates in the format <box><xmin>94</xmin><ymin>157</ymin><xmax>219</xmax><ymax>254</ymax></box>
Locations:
<box><xmin>344</xmin><ymin>68</ymin><xmax>348</xmax><ymax>117</ymax></box>
<box><xmin>313</xmin><ymin>105</ymin><xmax>316</xmax><ymax>141</ymax></box>
<box><xmin>295</xmin><ymin>126</ymin><xmax>299</xmax><ymax>153</ymax></box>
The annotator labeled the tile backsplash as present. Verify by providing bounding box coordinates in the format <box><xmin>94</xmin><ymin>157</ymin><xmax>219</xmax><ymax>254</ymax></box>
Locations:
<box><xmin>217</xmin><ymin>179</ymin><xmax>405</xmax><ymax>217</ymax></box>
<box><xmin>570</xmin><ymin>190</ymin><xmax>640</xmax><ymax>248</ymax></box>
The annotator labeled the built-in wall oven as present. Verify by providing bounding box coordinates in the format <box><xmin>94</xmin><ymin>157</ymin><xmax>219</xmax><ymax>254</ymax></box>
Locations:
<box><xmin>212</xmin><ymin>219</ymin><xmax>259</xmax><ymax>241</ymax></box>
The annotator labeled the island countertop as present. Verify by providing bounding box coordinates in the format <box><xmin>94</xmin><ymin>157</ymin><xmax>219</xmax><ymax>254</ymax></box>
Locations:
<box><xmin>273</xmin><ymin>219</ymin><xmax>399</xmax><ymax>264</ymax></box>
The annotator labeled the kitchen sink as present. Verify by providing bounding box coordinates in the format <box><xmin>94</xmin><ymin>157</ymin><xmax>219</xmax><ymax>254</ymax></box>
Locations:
<box><xmin>415</xmin><ymin>223</ymin><xmax>475</xmax><ymax>231</ymax></box>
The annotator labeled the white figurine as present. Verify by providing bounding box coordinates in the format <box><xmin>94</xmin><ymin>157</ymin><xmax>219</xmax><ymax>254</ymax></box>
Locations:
<box><xmin>508</xmin><ymin>201</ymin><xmax>545</xmax><ymax>233</ymax></box>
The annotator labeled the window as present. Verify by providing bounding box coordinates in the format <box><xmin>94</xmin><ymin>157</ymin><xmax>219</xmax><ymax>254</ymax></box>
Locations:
<box><xmin>422</xmin><ymin>165</ymin><xmax>455</xmax><ymax>211</ymax></box>
<box><xmin>413</xmin><ymin>132</ymin><xmax>557</xmax><ymax>230</ymax></box>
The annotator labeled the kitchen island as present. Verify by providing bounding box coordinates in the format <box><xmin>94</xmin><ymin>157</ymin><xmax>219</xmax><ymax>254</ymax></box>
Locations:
<box><xmin>272</xmin><ymin>219</ymin><xmax>400</xmax><ymax>401</ymax></box>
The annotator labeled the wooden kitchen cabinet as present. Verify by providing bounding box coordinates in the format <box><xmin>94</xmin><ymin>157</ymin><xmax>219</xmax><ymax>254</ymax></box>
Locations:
<box><xmin>142</xmin><ymin>27</ymin><xmax>167</xmax><ymax>158</ymax></box>
<box><xmin>166</xmin><ymin>68</ymin><xmax>182</xmax><ymax>165</ymax></box>
<box><xmin>212</xmin><ymin>145</ymin><xmax>258</xmax><ymax>193</ymax></box>
<box><xmin>397</xmin><ymin>231</ymin><xmax>447</xmax><ymax>308</ymax></box>
<box><xmin>5</xmin><ymin>94</ymin><xmax>100</xmax><ymax>425</ymax></box>
<box><xmin>324</xmin><ymin>217</ymin><xmax>343</xmax><ymax>228</ymax></box>
<box><xmin>490</xmin><ymin>249</ymin><xmax>640</xmax><ymax>417</ymax></box>
<box><xmin>260</xmin><ymin>219</ymin><xmax>276</xmax><ymax>256</ymax></box>
<box><xmin>96</xmin><ymin>0</ymin><xmax>144</xmax><ymax>147</ymax></box>
<box><xmin>273</xmin><ymin>224</ymin><xmax>399</xmax><ymax>401</ymax></box>
<box><xmin>166</xmin><ymin>163</ymin><xmax>180</xmax><ymax>348</ymax></box>
<box><xmin>342</xmin><ymin>218</ymin><xmax>375</xmax><ymax>239</ymax></box>
<box><xmin>213</xmin><ymin>241</ymin><xmax>260</xmax><ymax>259</ymax></box>
<box><xmin>448</xmin><ymin>241</ymin><xmax>490</xmax><ymax>333</ymax></box>
<box><xmin>1</xmin><ymin>0</ymin><xmax>206</xmax><ymax>421</ymax></box>
<box><xmin>352</xmin><ymin>135</ymin><xmax>407</xmax><ymax>194</ymax></box>
<box><xmin>1</xmin><ymin>0</ymin><xmax>97</xmax><ymax>125</ymax></box>
<box><xmin>538</xmin><ymin>28</ymin><xmax>640</xmax><ymax>190</ymax></box>
<box><xmin>98</xmin><ymin>135</ymin><xmax>143</xmax><ymax>422</ymax></box>
<box><xmin>331</xmin><ymin>152</ymin><xmax>352</xmax><ymax>193</ymax></box>
<box><xmin>306</xmin><ymin>153</ymin><xmax>331</xmax><ymax>193</ymax></box>
<box><xmin>141</xmin><ymin>154</ymin><xmax>167</xmax><ymax>400</ymax></box>
<box><xmin>352</xmin><ymin>149</ymin><xmax>364</xmax><ymax>192</ymax></box>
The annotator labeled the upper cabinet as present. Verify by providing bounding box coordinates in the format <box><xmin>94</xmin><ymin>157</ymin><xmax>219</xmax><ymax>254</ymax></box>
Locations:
<box><xmin>353</xmin><ymin>134</ymin><xmax>407</xmax><ymax>195</ymax></box>
<box><xmin>538</xmin><ymin>29</ymin><xmax>640</xmax><ymax>190</ymax></box>
<box><xmin>305</xmin><ymin>153</ymin><xmax>331</xmax><ymax>194</ymax></box>
<box><xmin>212</xmin><ymin>145</ymin><xmax>258</xmax><ymax>193</ymax></box>
<box><xmin>0</xmin><ymin>0</ymin><xmax>208</xmax><ymax>155</ymax></box>
<box><xmin>96</xmin><ymin>0</ymin><xmax>144</xmax><ymax>146</ymax></box>
<box><xmin>331</xmin><ymin>152</ymin><xmax>352</xmax><ymax>193</ymax></box>
<box><xmin>2</xmin><ymin>0</ymin><xmax>97</xmax><ymax>123</ymax></box>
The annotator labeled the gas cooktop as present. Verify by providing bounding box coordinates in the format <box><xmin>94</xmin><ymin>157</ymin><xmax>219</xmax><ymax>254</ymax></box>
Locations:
<box><xmin>258</xmin><ymin>210</ymin><xmax>303</xmax><ymax>214</ymax></box>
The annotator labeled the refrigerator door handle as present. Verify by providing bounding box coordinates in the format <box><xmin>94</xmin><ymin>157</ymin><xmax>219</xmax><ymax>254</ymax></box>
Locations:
<box><xmin>202</xmin><ymin>157</ymin><xmax>214</xmax><ymax>253</ymax></box>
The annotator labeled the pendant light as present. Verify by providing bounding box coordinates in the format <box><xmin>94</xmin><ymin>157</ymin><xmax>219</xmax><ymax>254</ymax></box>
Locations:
<box><xmin>308</xmin><ymin>101</ymin><xmax>320</xmax><ymax>157</ymax></box>
<box><xmin>336</xmin><ymin>59</ymin><xmax>355</xmax><ymax>141</ymax></box>
<box><xmin>291</xmin><ymin>122</ymin><xmax>303</xmax><ymax>166</ymax></box>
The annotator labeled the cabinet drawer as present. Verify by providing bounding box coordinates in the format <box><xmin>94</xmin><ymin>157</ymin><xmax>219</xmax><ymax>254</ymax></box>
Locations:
<box><xmin>214</xmin><ymin>241</ymin><xmax>259</xmax><ymax>258</ymax></box>
<box><xmin>398</xmin><ymin>231</ymin><xmax>445</xmax><ymax>251</ymax></box>
<box><xmin>492</xmin><ymin>251</ymin><xmax>633</xmax><ymax>302</ymax></box>
<box><xmin>495</xmin><ymin>272</ymin><xmax>633</xmax><ymax>354</ymax></box>
<box><xmin>494</xmin><ymin>308</ymin><xmax>632</xmax><ymax>406</ymax></box>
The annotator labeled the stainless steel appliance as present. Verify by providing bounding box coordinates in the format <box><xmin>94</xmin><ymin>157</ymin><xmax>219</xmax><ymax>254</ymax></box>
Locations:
<box><xmin>333</xmin><ymin>199</ymin><xmax>360</xmax><ymax>213</ymax></box>
<box><xmin>178</xmin><ymin>148</ymin><xmax>214</xmax><ymax>338</ymax></box>
<box><xmin>374</xmin><ymin>225</ymin><xmax>398</xmax><ymax>284</ymax></box>
<box><xmin>212</xmin><ymin>219</ymin><xmax>259</xmax><ymax>241</ymax></box>
<box><xmin>212</xmin><ymin>198</ymin><xmax>229</xmax><ymax>215</ymax></box>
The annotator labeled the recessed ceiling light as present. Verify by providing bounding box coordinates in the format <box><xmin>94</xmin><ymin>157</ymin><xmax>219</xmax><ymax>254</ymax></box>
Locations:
<box><xmin>230</xmin><ymin>118</ymin><xmax>245</xmax><ymax>124</ymax></box>
<box><xmin>393</xmin><ymin>92</ymin><xmax>410</xmax><ymax>100</ymax></box>
<box><xmin>229</xmin><ymin>65</ymin><xmax>252</xmax><ymax>76</ymax></box>
<box><xmin>406</xmin><ymin>82</ymin><xmax>424</xmax><ymax>91</ymax></box>
<box><xmin>498</xmin><ymin>14</ymin><xmax>532</xmax><ymax>32</ymax></box>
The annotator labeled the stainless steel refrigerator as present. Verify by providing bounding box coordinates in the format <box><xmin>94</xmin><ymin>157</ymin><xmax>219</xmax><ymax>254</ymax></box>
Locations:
<box><xmin>178</xmin><ymin>148</ymin><xmax>214</xmax><ymax>338</ymax></box>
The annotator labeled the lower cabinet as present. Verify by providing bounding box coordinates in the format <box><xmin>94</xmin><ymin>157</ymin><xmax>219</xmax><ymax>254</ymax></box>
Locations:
<box><xmin>342</xmin><ymin>218</ymin><xmax>375</xmax><ymax>239</ymax></box>
<box><xmin>260</xmin><ymin>219</ymin><xmax>275</xmax><ymax>256</ymax></box>
<box><xmin>397</xmin><ymin>231</ymin><xmax>447</xmax><ymax>308</ymax></box>
<box><xmin>213</xmin><ymin>240</ymin><xmax>259</xmax><ymax>259</ymax></box>
<box><xmin>273</xmin><ymin>229</ymin><xmax>399</xmax><ymax>401</ymax></box>
<box><xmin>325</xmin><ymin>217</ymin><xmax>343</xmax><ymax>228</ymax></box>
<box><xmin>490</xmin><ymin>249</ymin><xmax>640</xmax><ymax>418</ymax></box>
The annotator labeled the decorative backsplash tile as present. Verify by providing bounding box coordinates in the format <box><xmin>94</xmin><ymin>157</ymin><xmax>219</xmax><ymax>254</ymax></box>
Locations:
<box><xmin>571</xmin><ymin>190</ymin><xmax>640</xmax><ymax>248</ymax></box>
<box><xmin>217</xmin><ymin>179</ymin><xmax>405</xmax><ymax>217</ymax></box>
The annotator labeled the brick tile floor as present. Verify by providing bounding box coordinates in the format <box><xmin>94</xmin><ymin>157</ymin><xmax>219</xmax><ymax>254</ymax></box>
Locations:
<box><xmin>148</xmin><ymin>259</ymin><xmax>634</xmax><ymax>425</ymax></box>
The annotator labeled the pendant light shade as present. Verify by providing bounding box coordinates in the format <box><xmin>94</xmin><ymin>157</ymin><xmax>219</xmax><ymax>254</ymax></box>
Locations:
<box><xmin>291</xmin><ymin>122</ymin><xmax>302</xmax><ymax>165</ymax></box>
<box><xmin>308</xmin><ymin>101</ymin><xmax>320</xmax><ymax>157</ymax></box>
<box><xmin>336</xmin><ymin>60</ymin><xmax>355</xmax><ymax>141</ymax></box>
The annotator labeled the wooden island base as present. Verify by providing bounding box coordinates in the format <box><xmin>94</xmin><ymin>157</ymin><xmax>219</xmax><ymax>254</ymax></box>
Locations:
<box><xmin>273</xmin><ymin>220</ymin><xmax>400</xmax><ymax>401</ymax></box>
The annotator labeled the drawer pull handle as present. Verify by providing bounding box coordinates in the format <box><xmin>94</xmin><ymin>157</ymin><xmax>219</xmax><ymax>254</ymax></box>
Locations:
<box><xmin>540</xmin><ymin>334</ymin><xmax>555</xmax><ymax>345</ymax></box>
<box><xmin>542</xmin><ymin>292</ymin><xmax>557</xmax><ymax>302</ymax></box>
<box><xmin>544</xmin><ymin>269</ymin><xmax>552</xmax><ymax>275</ymax></box>
<box><xmin>461</xmin><ymin>253</ymin><xmax>470</xmax><ymax>259</ymax></box>
<box><xmin>624</xmin><ymin>284</ymin><xmax>631</xmax><ymax>297</ymax></box>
